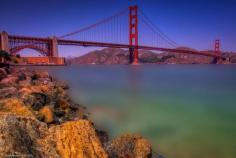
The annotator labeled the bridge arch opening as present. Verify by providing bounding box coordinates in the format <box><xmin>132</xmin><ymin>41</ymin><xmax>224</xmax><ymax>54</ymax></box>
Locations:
<box><xmin>14</xmin><ymin>48</ymin><xmax>46</xmax><ymax>57</ymax></box>
<box><xmin>10</xmin><ymin>45</ymin><xmax>48</xmax><ymax>57</ymax></box>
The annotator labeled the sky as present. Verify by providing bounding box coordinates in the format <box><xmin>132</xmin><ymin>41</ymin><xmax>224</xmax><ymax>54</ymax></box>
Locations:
<box><xmin>0</xmin><ymin>0</ymin><xmax>236</xmax><ymax>57</ymax></box>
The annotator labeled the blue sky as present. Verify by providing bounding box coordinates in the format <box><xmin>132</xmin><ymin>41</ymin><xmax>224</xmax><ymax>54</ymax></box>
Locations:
<box><xmin>0</xmin><ymin>0</ymin><xmax>236</xmax><ymax>57</ymax></box>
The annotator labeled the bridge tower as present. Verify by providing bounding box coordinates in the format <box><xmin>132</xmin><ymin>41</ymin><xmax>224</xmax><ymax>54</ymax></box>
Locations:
<box><xmin>129</xmin><ymin>5</ymin><xmax>139</xmax><ymax>64</ymax></box>
<box><xmin>0</xmin><ymin>31</ymin><xmax>9</xmax><ymax>52</ymax></box>
<box><xmin>214</xmin><ymin>39</ymin><xmax>222</xmax><ymax>63</ymax></box>
<box><xmin>215</xmin><ymin>39</ymin><xmax>220</xmax><ymax>53</ymax></box>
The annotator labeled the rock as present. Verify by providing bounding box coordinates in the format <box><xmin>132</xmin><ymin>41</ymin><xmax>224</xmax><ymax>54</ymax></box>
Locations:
<box><xmin>49</xmin><ymin>120</ymin><xmax>108</xmax><ymax>158</ymax></box>
<box><xmin>0</xmin><ymin>68</ymin><xmax>7</xmax><ymax>81</ymax></box>
<box><xmin>54</xmin><ymin>109</ymin><xmax>66</xmax><ymax>117</ymax></box>
<box><xmin>18</xmin><ymin>79</ymin><xmax>32</xmax><ymax>87</ymax></box>
<box><xmin>19</xmin><ymin>92</ymin><xmax>35</xmax><ymax>106</ymax></box>
<box><xmin>18</xmin><ymin>72</ymin><xmax>27</xmax><ymax>81</ymax></box>
<box><xmin>0</xmin><ymin>98</ymin><xmax>34</xmax><ymax>117</ymax></box>
<box><xmin>32</xmin><ymin>92</ymin><xmax>47</xmax><ymax>106</ymax></box>
<box><xmin>0</xmin><ymin>75</ymin><xmax>18</xmax><ymax>85</ymax></box>
<box><xmin>107</xmin><ymin>134</ymin><xmax>152</xmax><ymax>158</ymax></box>
<box><xmin>0</xmin><ymin>114</ymin><xmax>59</xmax><ymax>158</ymax></box>
<box><xmin>56</xmin><ymin>81</ymin><xmax>69</xmax><ymax>90</ymax></box>
<box><xmin>32</xmin><ymin>71</ymin><xmax>50</xmax><ymax>80</ymax></box>
<box><xmin>57</xmin><ymin>87</ymin><xmax>68</xmax><ymax>98</ymax></box>
<box><xmin>0</xmin><ymin>87</ymin><xmax>18</xmax><ymax>99</ymax></box>
<box><xmin>32</xmin><ymin>101</ymin><xmax>44</xmax><ymax>111</ymax></box>
<box><xmin>96</xmin><ymin>129</ymin><xmax>109</xmax><ymax>148</ymax></box>
<box><xmin>39</xmin><ymin>106</ymin><xmax>54</xmax><ymax>123</ymax></box>
<box><xmin>56</xmin><ymin>98</ymin><xmax>70</xmax><ymax>109</ymax></box>
<box><xmin>152</xmin><ymin>152</ymin><xmax>166</xmax><ymax>158</ymax></box>
<box><xmin>28</xmin><ymin>92</ymin><xmax>48</xmax><ymax>111</ymax></box>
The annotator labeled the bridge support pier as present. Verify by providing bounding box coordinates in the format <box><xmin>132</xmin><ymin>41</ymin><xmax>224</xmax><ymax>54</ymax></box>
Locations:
<box><xmin>50</xmin><ymin>36</ymin><xmax>58</xmax><ymax>57</ymax></box>
<box><xmin>0</xmin><ymin>31</ymin><xmax>9</xmax><ymax>53</ymax></box>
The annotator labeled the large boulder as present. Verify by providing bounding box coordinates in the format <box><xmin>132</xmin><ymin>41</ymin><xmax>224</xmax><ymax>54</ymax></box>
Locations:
<box><xmin>0</xmin><ymin>114</ymin><xmax>59</xmax><ymax>158</ymax></box>
<box><xmin>106</xmin><ymin>134</ymin><xmax>152</xmax><ymax>158</ymax></box>
<box><xmin>49</xmin><ymin>120</ymin><xmax>108</xmax><ymax>158</ymax></box>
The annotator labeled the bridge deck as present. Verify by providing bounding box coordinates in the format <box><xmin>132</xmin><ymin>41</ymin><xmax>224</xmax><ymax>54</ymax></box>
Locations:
<box><xmin>8</xmin><ymin>35</ymin><xmax>221</xmax><ymax>58</ymax></box>
<box><xmin>58</xmin><ymin>39</ymin><xmax>221</xmax><ymax>58</ymax></box>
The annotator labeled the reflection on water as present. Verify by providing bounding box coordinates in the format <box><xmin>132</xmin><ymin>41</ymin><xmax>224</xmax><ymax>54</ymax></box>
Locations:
<box><xmin>29</xmin><ymin>65</ymin><xmax>236</xmax><ymax>158</ymax></box>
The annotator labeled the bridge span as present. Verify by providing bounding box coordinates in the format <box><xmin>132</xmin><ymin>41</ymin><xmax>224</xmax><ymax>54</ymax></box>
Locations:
<box><xmin>0</xmin><ymin>5</ymin><xmax>222</xmax><ymax>64</ymax></box>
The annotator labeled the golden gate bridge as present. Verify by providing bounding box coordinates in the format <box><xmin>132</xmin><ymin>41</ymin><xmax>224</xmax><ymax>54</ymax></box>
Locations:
<box><xmin>0</xmin><ymin>5</ymin><xmax>222</xmax><ymax>64</ymax></box>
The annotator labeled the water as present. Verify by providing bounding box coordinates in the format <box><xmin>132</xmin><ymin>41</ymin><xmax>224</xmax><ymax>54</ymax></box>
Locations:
<box><xmin>31</xmin><ymin>65</ymin><xmax>236</xmax><ymax>158</ymax></box>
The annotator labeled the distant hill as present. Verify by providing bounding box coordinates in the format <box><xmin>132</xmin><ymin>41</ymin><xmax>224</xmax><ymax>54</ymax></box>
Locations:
<box><xmin>67</xmin><ymin>48</ymin><xmax>130</xmax><ymax>65</ymax></box>
<box><xmin>66</xmin><ymin>48</ymin><xmax>236</xmax><ymax>65</ymax></box>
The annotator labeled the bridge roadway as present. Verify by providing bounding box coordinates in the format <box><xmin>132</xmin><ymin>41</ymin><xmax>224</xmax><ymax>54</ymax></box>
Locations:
<box><xmin>9</xmin><ymin>35</ymin><xmax>221</xmax><ymax>58</ymax></box>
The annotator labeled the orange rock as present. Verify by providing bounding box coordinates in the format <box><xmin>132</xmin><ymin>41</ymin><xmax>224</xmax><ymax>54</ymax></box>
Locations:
<box><xmin>39</xmin><ymin>106</ymin><xmax>54</xmax><ymax>123</ymax></box>
<box><xmin>107</xmin><ymin>134</ymin><xmax>152</xmax><ymax>158</ymax></box>
<box><xmin>49</xmin><ymin>120</ymin><xmax>108</xmax><ymax>158</ymax></box>
<box><xmin>0</xmin><ymin>98</ymin><xmax>34</xmax><ymax>117</ymax></box>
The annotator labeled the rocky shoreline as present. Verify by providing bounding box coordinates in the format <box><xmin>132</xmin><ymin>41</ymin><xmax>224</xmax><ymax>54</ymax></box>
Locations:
<box><xmin>0</xmin><ymin>67</ymin><xmax>162</xmax><ymax>158</ymax></box>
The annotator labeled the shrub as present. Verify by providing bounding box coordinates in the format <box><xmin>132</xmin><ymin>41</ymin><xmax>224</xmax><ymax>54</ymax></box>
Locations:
<box><xmin>16</xmin><ymin>54</ymin><xmax>21</xmax><ymax>58</ymax></box>
<box><xmin>0</xmin><ymin>51</ymin><xmax>11</xmax><ymax>61</ymax></box>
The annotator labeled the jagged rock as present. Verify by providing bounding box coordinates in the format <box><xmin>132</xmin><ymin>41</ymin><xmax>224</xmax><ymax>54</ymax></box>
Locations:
<box><xmin>0</xmin><ymin>114</ymin><xmax>59</xmax><ymax>158</ymax></box>
<box><xmin>32</xmin><ymin>71</ymin><xmax>50</xmax><ymax>80</ymax></box>
<box><xmin>0</xmin><ymin>87</ymin><xmax>18</xmax><ymax>99</ymax></box>
<box><xmin>56</xmin><ymin>98</ymin><xmax>70</xmax><ymax>109</ymax></box>
<box><xmin>54</xmin><ymin>109</ymin><xmax>66</xmax><ymax>117</ymax></box>
<box><xmin>39</xmin><ymin>106</ymin><xmax>54</xmax><ymax>123</ymax></box>
<box><xmin>106</xmin><ymin>134</ymin><xmax>152</xmax><ymax>158</ymax></box>
<box><xmin>49</xmin><ymin>120</ymin><xmax>108</xmax><ymax>158</ymax></box>
<box><xmin>32</xmin><ymin>101</ymin><xmax>44</xmax><ymax>111</ymax></box>
<box><xmin>20</xmin><ymin>93</ymin><xmax>35</xmax><ymax>106</ymax></box>
<box><xmin>0</xmin><ymin>98</ymin><xmax>34</xmax><ymax>117</ymax></box>
<box><xmin>18</xmin><ymin>72</ymin><xmax>27</xmax><ymax>81</ymax></box>
<box><xmin>1</xmin><ymin>75</ymin><xmax>18</xmax><ymax>85</ymax></box>
<box><xmin>32</xmin><ymin>92</ymin><xmax>47</xmax><ymax>106</ymax></box>
<box><xmin>0</xmin><ymin>68</ymin><xmax>7</xmax><ymax>81</ymax></box>
<box><xmin>96</xmin><ymin>129</ymin><xmax>109</xmax><ymax>148</ymax></box>
<box><xmin>18</xmin><ymin>79</ymin><xmax>32</xmax><ymax>87</ymax></box>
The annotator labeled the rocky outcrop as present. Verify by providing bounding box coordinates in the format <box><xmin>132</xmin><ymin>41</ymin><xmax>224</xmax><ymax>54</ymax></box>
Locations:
<box><xmin>0</xmin><ymin>67</ymin><xmax>88</xmax><ymax>124</ymax></box>
<box><xmin>0</xmin><ymin>114</ymin><xmax>59</xmax><ymax>158</ymax></box>
<box><xmin>0</xmin><ymin>113</ymin><xmax>108</xmax><ymax>158</ymax></box>
<box><xmin>49</xmin><ymin>120</ymin><xmax>108</xmax><ymax>158</ymax></box>
<box><xmin>106</xmin><ymin>134</ymin><xmax>152</xmax><ymax>158</ymax></box>
<box><xmin>0</xmin><ymin>67</ymin><xmax>158</xmax><ymax>158</ymax></box>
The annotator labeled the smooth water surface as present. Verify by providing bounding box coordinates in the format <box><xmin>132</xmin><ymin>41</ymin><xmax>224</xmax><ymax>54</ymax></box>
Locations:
<box><xmin>31</xmin><ymin>65</ymin><xmax>236</xmax><ymax>158</ymax></box>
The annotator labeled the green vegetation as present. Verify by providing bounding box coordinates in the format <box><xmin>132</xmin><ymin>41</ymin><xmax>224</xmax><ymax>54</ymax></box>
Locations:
<box><xmin>0</xmin><ymin>51</ymin><xmax>22</xmax><ymax>64</ymax></box>
<box><xmin>16</xmin><ymin>54</ymin><xmax>21</xmax><ymax>58</ymax></box>
<box><xmin>0</xmin><ymin>50</ymin><xmax>11</xmax><ymax>61</ymax></box>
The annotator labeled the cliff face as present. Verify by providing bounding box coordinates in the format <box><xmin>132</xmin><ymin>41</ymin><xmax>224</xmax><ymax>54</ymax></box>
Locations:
<box><xmin>67</xmin><ymin>48</ymin><xmax>236</xmax><ymax>65</ymax></box>
<box><xmin>0</xmin><ymin>67</ymin><xmax>157</xmax><ymax>158</ymax></box>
